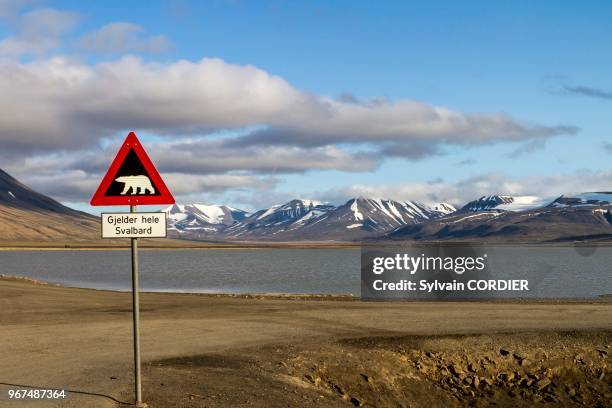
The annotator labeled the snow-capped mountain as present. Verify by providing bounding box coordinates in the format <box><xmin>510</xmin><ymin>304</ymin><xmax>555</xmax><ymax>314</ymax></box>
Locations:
<box><xmin>160</xmin><ymin>191</ymin><xmax>612</xmax><ymax>242</ymax></box>
<box><xmin>164</xmin><ymin>204</ymin><xmax>249</xmax><ymax>235</ymax></box>
<box><xmin>166</xmin><ymin>198</ymin><xmax>456</xmax><ymax>241</ymax></box>
<box><xmin>431</xmin><ymin>202</ymin><xmax>457</xmax><ymax>214</ymax></box>
<box><xmin>549</xmin><ymin>192</ymin><xmax>612</xmax><ymax>207</ymax></box>
<box><xmin>459</xmin><ymin>195</ymin><xmax>549</xmax><ymax>212</ymax></box>
<box><xmin>284</xmin><ymin>197</ymin><xmax>454</xmax><ymax>240</ymax></box>
<box><xmin>224</xmin><ymin>198</ymin><xmax>457</xmax><ymax>240</ymax></box>
<box><xmin>224</xmin><ymin>199</ymin><xmax>335</xmax><ymax>238</ymax></box>
<box><xmin>388</xmin><ymin>191</ymin><xmax>612</xmax><ymax>243</ymax></box>
<box><xmin>309</xmin><ymin>198</ymin><xmax>456</xmax><ymax>234</ymax></box>
<box><xmin>460</xmin><ymin>193</ymin><xmax>612</xmax><ymax>214</ymax></box>
<box><xmin>460</xmin><ymin>195</ymin><xmax>515</xmax><ymax>212</ymax></box>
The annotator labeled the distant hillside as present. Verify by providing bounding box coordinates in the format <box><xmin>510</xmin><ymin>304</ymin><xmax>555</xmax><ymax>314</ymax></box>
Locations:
<box><xmin>387</xmin><ymin>193</ymin><xmax>612</xmax><ymax>243</ymax></box>
<box><xmin>165</xmin><ymin>203</ymin><xmax>249</xmax><ymax>237</ymax></box>
<box><xmin>0</xmin><ymin>169</ymin><xmax>99</xmax><ymax>242</ymax></box>
<box><xmin>458</xmin><ymin>195</ymin><xmax>548</xmax><ymax>213</ymax></box>
<box><xmin>5</xmin><ymin>166</ymin><xmax>612</xmax><ymax>244</ymax></box>
<box><xmin>165</xmin><ymin>198</ymin><xmax>456</xmax><ymax>241</ymax></box>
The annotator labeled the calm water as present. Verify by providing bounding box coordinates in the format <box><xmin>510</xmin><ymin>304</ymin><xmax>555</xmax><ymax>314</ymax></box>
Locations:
<box><xmin>0</xmin><ymin>247</ymin><xmax>610</xmax><ymax>298</ymax></box>
<box><xmin>0</xmin><ymin>249</ymin><xmax>361</xmax><ymax>295</ymax></box>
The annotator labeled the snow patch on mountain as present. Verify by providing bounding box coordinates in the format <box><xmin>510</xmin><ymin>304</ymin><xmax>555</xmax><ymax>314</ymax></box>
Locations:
<box><xmin>190</xmin><ymin>204</ymin><xmax>227</xmax><ymax>224</ymax></box>
<box><xmin>551</xmin><ymin>192</ymin><xmax>612</xmax><ymax>207</ymax></box>
<box><xmin>164</xmin><ymin>197</ymin><xmax>458</xmax><ymax>241</ymax></box>
<box><xmin>292</xmin><ymin>207</ymin><xmax>330</xmax><ymax>225</ymax></box>
<box><xmin>431</xmin><ymin>202</ymin><xmax>456</xmax><ymax>214</ymax></box>
<box><xmin>459</xmin><ymin>195</ymin><xmax>545</xmax><ymax>212</ymax></box>
<box><xmin>164</xmin><ymin>203</ymin><xmax>250</xmax><ymax>234</ymax></box>
<box><xmin>256</xmin><ymin>205</ymin><xmax>281</xmax><ymax>221</ymax></box>
<box><xmin>451</xmin><ymin>212</ymin><xmax>501</xmax><ymax>224</ymax></box>
<box><xmin>461</xmin><ymin>195</ymin><xmax>514</xmax><ymax>212</ymax></box>
<box><xmin>496</xmin><ymin>196</ymin><xmax>550</xmax><ymax>212</ymax></box>
<box><xmin>350</xmin><ymin>200</ymin><xmax>364</xmax><ymax>221</ymax></box>
<box><xmin>224</xmin><ymin>199</ymin><xmax>335</xmax><ymax>237</ymax></box>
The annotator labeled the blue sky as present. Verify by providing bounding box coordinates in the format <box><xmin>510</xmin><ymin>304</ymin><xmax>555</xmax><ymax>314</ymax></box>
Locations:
<box><xmin>0</xmin><ymin>0</ymin><xmax>611</xmax><ymax>213</ymax></box>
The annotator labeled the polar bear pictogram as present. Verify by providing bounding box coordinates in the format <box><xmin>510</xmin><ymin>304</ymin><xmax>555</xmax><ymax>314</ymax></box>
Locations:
<box><xmin>115</xmin><ymin>175</ymin><xmax>156</xmax><ymax>195</ymax></box>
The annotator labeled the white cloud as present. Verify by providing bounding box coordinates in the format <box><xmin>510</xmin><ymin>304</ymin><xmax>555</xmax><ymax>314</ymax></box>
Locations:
<box><xmin>313</xmin><ymin>170</ymin><xmax>612</xmax><ymax>207</ymax></box>
<box><xmin>79</xmin><ymin>22</ymin><xmax>172</xmax><ymax>54</ymax></box>
<box><xmin>163</xmin><ymin>173</ymin><xmax>277</xmax><ymax>196</ymax></box>
<box><xmin>0</xmin><ymin>8</ymin><xmax>80</xmax><ymax>56</ymax></box>
<box><xmin>10</xmin><ymin>135</ymin><xmax>379</xmax><ymax>174</ymax></box>
<box><xmin>7</xmin><ymin>143</ymin><xmax>611</xmax><ymax>209</ymax></box>
<box><xmin>147</xmin><ymin>139</ymin><xmax>379</xmax><ymax>174</ymax></box>
<box><xmin>0</xmin><ymin>56</ymin><xmax>576</xmax><ymax>156</ymax></box>
<box><xmin>0</xmin><ymin>9</ymin><xmax>584</xmax><ymax>208</ymax></box>
<box><xmin>3</xmin><ymin>138</ymin><xmax>374</xmax><ymax>202</ymax></box>
<box><xmin>9</xmin><ymin>159</ymin><xmax>279</xmax><ymax>202</ymax></box>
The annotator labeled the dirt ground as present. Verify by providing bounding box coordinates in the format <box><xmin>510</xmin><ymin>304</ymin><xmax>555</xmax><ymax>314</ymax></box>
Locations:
<box><xmin>0</xmin><ymin>277</ymin><xmax>610</xmax><ymax>407</ymax></box>
<box><xmin>139</xmin><ymin>331</ymin><xmax>611</xmax><ymax>408</ymax></box>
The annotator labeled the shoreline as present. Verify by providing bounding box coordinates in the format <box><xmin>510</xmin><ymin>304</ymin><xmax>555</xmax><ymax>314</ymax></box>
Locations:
<box><xmin>0</xmin><ymin>243</ymin><xmax>362</xmax><ymax>251</ymax></box>
<box><xmin>1</xmin><ymin>275</ymin><xmax>610</xmax><ymax>303</ymax></box>
<box><xmin>0</xmin><ymin>239</ymin><xmax>361</xmax><ymax>250</ymax></box>
<box><xmin>3</xmin><ymin>240</ymin><xmax>612</xmax><ymax>250</ymax></box>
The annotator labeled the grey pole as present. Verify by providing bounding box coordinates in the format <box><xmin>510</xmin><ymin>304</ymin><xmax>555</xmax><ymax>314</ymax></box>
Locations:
<box><xmin>130</xmin><ymin>205</ymin><xmax>144</xmax><ymax>407</ymax></box>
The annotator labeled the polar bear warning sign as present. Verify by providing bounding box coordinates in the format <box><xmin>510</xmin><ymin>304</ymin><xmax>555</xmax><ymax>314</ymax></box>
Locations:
<box><xmin>90</xmin><ymin>131</ymin><xmax>174</xmax><ymax>406</ymax></box>
<box><xmin>90</xmin><ymin>131</ymin><xmax>174</xmax><ymax>206</ymax></box>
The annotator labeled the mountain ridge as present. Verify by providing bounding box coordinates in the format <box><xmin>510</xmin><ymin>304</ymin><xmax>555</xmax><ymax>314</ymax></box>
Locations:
<box><xmin>166</xmin><ymin>192</ymin><xmax>612</xmax><ymax>242</ymax></box>
<box><xmin>0</xmin><ymin>169</ymin><xmax>93</xmax><ymax>218</ymax></box>
<box><xmin>387</xmin><ymin>192</ymin><xmax>612</xmax><ymax>242</ymax></box>
<box><xmin>2</xmin><ymin>165</ymin><xmax>612</xmax><ymax>244</ymax></box>
<box><xmin>165</xmin><ymin>197</ymin><xmax>456</xmax><ymax>241</ymax></box>
<box><xmin>0</xmin><ymin>169</ymin><xmax>99</xmax><ymax>241</ymax></box>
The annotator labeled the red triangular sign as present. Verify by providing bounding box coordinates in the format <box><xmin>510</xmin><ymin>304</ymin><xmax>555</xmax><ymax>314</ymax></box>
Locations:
<box><xmin>91</xmin><ymin>132</ymin><xmax>175</xmax><ymax>206</ymax></box>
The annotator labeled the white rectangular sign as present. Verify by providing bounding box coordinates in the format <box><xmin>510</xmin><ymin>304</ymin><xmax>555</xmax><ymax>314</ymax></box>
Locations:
<box><xmin>101</xmin><ymin>212</ymin><xmax>167</xmax><ymax>238</ymax></box>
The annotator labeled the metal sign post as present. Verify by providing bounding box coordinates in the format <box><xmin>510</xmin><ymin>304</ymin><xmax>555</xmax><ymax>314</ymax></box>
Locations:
<box><xmin>91</xmin><ymin>131</ymin><xmax>174</xmax><ymax>407</ymax></box>
<box><xmin>130</xmin><ymin>205</ymin><xmax>143</xmax><ymax>406</ymax></box>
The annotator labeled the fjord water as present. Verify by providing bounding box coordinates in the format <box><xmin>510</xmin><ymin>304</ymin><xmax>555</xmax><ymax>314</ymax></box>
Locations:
<box><xmin>0</xmin><ymin>247</ymin><xmax>610</xmax><ymax>298</ymax></box>
<box><xmin>0</xmin><ymin>249</ymin><xmax>361</xmax><ymax>295</ymax></box>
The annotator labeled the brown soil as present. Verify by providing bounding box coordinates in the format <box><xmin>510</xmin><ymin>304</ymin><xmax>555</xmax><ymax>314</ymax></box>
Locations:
<box><xmin>135</xmin><ymin>331</ymin><xmax>611</xmax><ymax>408</ymax></box>
<box><xmin>0</xmin><ymin>278</ymin><xmax>610</xmax><ymax>407</ymax></box>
